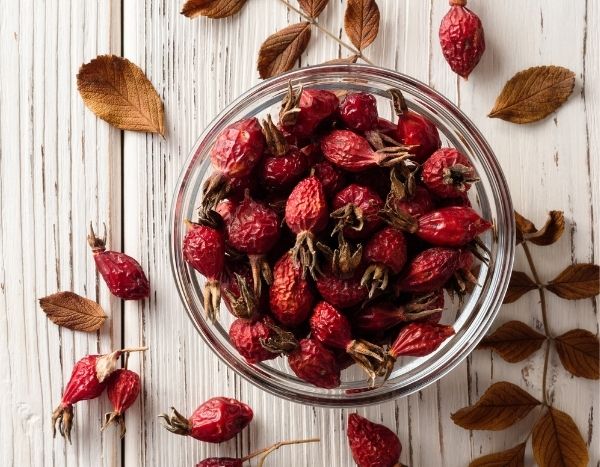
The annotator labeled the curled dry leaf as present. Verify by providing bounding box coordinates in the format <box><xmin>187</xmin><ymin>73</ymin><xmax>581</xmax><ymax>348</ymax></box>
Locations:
<box><xmin>298</xmin><ymin>0</ymin><xmax>329</xmax><ymax>18</ymax></box>
<box><xmin>515</xmin><ymin>210</ymin><xmax>564</xmax><ymax>246</ymax></box>
<box><xmin>546</xmin><ymin>264</ymin><xmax>600</xmax><ymax>300</ymax></box>
<box><xmin>77</xmin><ymin>55</ymin><xmax>165</xmax><ymax>136</ymax></box>
<box><xmin>503</xmin><ymin>271</ymin><xmax>537</xmax><ymax>304</ymax></box>
<box><xmin>532</xmin><ymin>407</ymin><xmax>589</xmax><ymax>467</ymax></box>
<box><xmin>257</xmin><ymin>22</ymin><xmax>312</xmax><ymax>79</ymax></box>
<box><xmin>39</xmin><ymin>291</ymin><xmax>107</xmax><ymax>333</ymax></box>
<box><xmin>181</xmin><ymin>0</ymin><xmax>247</xmax><ymax>18</ymax></box>
<box><xmin>451</xmin><ymin>381</ymin><xmax>540</xmax><ymax>430</ymax></box>
<box><xmin>323</xmin><ymin>55</ymin><xmax>360</xmax><ymax>65</ymax></box>
<box><xmin>469</xmin><ymin>442</ymin><xmax>525</xmax><ymax>467</ymax></box>
<box><xmin>554</xmin><ymin>329</ymin><xmax>599</xmax><ymax>379</ymax></box>
<box><xmin>344</xmin><ymin>0</ymin><xmax>380</xmax><ymax>51</ymax></box>
<box><xmin>479</xmin><ymin>321</ymin><xmax>546</xmax><ymax>363</ymax></box>
<box><xmin>489</xmin><ymin>66</ymin><xmax>575</xmax><ymax>124</ymax></box>
<box><xmin>514</xmin><ymin>211</ymin><xmax>536</xmax><ymax>244</ymax></box>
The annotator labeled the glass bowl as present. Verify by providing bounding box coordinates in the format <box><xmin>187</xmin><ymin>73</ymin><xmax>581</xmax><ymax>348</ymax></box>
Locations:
<box><xmin>170</xmin><ymin>64</ymin><xmax>515</xmax><ymax>407</ymax></box>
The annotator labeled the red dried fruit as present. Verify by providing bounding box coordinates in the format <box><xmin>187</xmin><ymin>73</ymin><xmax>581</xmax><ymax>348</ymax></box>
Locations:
<box><xmin>332</xmin><ymin>184</ymin><xmax>383</xmax><ymax>240</ymax></box>
<box><xmin>300</xmin><ymin>142</ymin><xmax>323</xmax><ymax>165</ymax></box>
<box><xmin>354</xmin><ymin>293</ymin><xmax>444</xmax><ymax>334</ymax></box>
<box><xmin>352</xmin><ymin>167</ymin><xmax>392</xmax><ymax>200</ymax></box>
<box><xmin>361</xmin><ymin>227</ymin><xmax>407</xmax><ymax>297</ymax></box>
<box><xmin>313</xmin><ymin>161</ymin><xmax>347</xmax><ymax>197</ymax></box>
<box><xmin>160</xmin><ymin>397</ymin><xmax>253</xmax><ymax>443</ymax></box>
<box><xmin>288</xmin><ymin>338</ymin><xmax>341</xmax><ymax>389</ymax></box>
<box><xmin>315</xmin><ymin>266</ymin><xmax>368</xmax><ymax>309</ymax></box>
<box><xmin>196</xmin><ymin>459</ymin><xmax>242</xmax><ymax>467</ymax></box>
<box><xmin>339</xmin><ymin>92</ymin><xmax>379</xmax><ymax>131</ymax></box>
<box><xmin>422</xmin><ymin>148</ymin><xmax>478</xmax><ymax>198</ymax></box>
<box><xmin>269</xmin><ymin>252</ymin><xmax>315</xmax><ymax>327</ymax></box>
<box><xmin>183</xmin><ymin>220</ymin><xmax>225</xmax><ymax>321</ymax></box>
<box><xmin>389</xmin><ymin>89</ymin><xmax>441</xmax><ymax>163</ymax></box>
<box><xmin>229</xmin><ymin>316</ymin><xmax>297</xmax><ymax>364</ymax></box>
<box><xmin>321</xmin><ymin>129</ymin><xmax>411</xmax><ymax>172</ymax></box>
<box><xmin>103</xmin><ymin>369</ymin><xmax>141</xmax><ymax>438</ymax></box>
<box><xmin>439</xmin><ymin>0</ymin><xmax>485</xmax><ymax>79</ymax></box>
<box><xmin>391</xmin><ymin>185</ymin><xmax>436</xmax><ymax>218</ymax></box>
<box><xmin>309</xmin><ymin>301</ymin><xmax>386</xmax><ymax>381</ymax></box>
<box><xmin>226</xmin><ymin>193</ymin><xmax>280</xmax><ymax>295</ymax></box>
<box><xmin>436</xmin><ymin>192</ymin><xmax>472</xmax><ymax>208</ymax></box>
<box><xmin>347</xmin><ymin>413</ymin><xmax>402</xmax><ymax>467</ymax></box>
<box><xmin>214</xmin><ymin>198</ymin><xmax>238</xmax><ymax>224</ymax></box>
<box><xmin>285</xmin><ymin>176</ymin><xmax>329</xmax><ymax>277</ymax></box>
<box><xmin>221</xmin><ymin>263</ymin><xmax>260</xmax><ymax>320</ymax></box>
<box><xmin>51</xmin><ymin>347</ymin><xmax>145</xmax><ymax>442</ymax></box>
<box><xmin>88</xmin><ymin>224</ymin><xmax>150</xmax><ymax>300</ymax></box>
<box><xmin>280</xmin><ymin>87</ymin><xmax>339</xmax><ymax>139</ymax></box>
<box><xmin>376</xmin><ymin>117</ymin><xmax>398</xmax><ymax>135</ymax></box>
<box><xmin>395</xmin><ymin>247</ymin><xmax>461</xmax><ymax>293</ymax></box>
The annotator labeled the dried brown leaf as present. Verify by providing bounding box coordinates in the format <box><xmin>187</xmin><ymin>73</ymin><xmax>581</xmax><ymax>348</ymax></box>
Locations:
<box><xmin>451</xmin><ymin>381</ymin><xmax>540</xmax><ymax>430</ymax></box>
<box><xmin>514</xmin><ymin>211</ymin><xmax>536</xmax><ymax>244</ymax></box>
<box><xmin>525</xmin><ymin>211</ymin><xmax>564</xmax><ymax>245</ymax></box>
<box><xmin>298</xmin><ymin>0</ymin><xmax>329</xmax><ymax>18</ymax></box>
<box><xmin>469</xmin><ymin>443</ymin><xmax>526</xmax><ymax>467</ymax></box>
<box><xmin>546</xmin><ymin>264</ymin><xmax>600</xmax><ymax>300</ymax></box>
<box><xmin>532</xmin><ymin>407</ymin><xmax>589</xmax><ymax>467</ymax></box>
<box><xmin>39</xmin><ymin>292</ymin><xmax>107</xmax><ymax>332</ymax></box>
<box><xmin>555</xmin><ymin>329</ymin><xmax>599</xmax><ymax>379</ymax></box>
<box><xmin>77</xmin><ymin>55</ymin><xmax>165</xmax><ymax>135</ymax></box>
<box><xmin>344</xmin><ymin>0</ymin><xmax>380</xmax><ymax>51</ymax></box>
<box><xmin>181</xmin><ymin>0</ymin><xmax>247</xmax><ymax>18</ymax></box>
<box><xmin>503</xmin><ymin>271</ymin><xmax>537</xmax><ymax>304</ymax></box>
<box><xmin>489</xmin><ymin>66</ymin><xmax>575</xmax><ymax>124</ymax></box>
<box><xmin>257</xmin><ymin>22</ymin><xmax>312</xmax><ymax>79</ymax></box>
<box><xmin>479</xmin><ymin>321</ymin><xmax>546</xmax><ymax>363</ymax></box>
<box><xmin>323</xmin><ymin>55</ymin><xmax>360</xmax><ymax>65</ymax></box>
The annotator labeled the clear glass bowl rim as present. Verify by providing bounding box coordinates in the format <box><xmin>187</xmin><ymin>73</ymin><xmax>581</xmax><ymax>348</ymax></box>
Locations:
<box><xmin>169</xmin><ymin>64</ymin><xmax>515</xmax><ymax>407</ymax></box>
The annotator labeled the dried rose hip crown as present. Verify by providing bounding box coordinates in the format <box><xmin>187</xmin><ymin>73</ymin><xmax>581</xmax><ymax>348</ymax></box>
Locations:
<box><xmin>184</xmin><ymin>84</ymin><xmax>492</xmax><ymax>388</ymax></box>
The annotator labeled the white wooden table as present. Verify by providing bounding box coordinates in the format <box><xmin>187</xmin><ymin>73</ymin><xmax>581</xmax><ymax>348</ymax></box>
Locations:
<box><xmin>1</xmin><ymin>1</ymin><xmax>598</xmax><ymax>465</ymax></box>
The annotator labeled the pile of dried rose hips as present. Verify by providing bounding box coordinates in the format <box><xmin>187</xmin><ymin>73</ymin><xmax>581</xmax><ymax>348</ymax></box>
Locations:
<box><xmin>183</xmin><ymin>84</ymin><xmax>492</xmax><ymax>389</ymax></box>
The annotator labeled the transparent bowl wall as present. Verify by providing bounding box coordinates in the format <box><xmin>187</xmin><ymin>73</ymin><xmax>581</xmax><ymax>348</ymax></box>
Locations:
<box><xmin>170</xmin><ymin>64</ymin><xmax>515</xmax><ymax>407</ymax></box>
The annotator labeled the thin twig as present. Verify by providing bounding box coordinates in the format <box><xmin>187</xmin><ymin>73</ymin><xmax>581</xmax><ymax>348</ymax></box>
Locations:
<box><xmin>241</xmin><ymin>438</ymin><xmax>320</xmax><ymax>466</ymax></box>
<box><xmin>277</xmin><ymin>0</ymin><xmax>375</xmax><ymax>65</ymax></box>
<box><xmin>522</xmin><ymin>241</ymin><xmax>551</xmax><ymax>406</ymax></box>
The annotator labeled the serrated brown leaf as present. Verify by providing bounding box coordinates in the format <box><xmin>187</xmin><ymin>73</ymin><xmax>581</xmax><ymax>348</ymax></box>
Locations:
<box><xmin>77</xmin><ymin>55</ymin><xmax>165</xmax><ymax>135</ymax></box>
<box><xmin>39</xmin><ymin>292</ymin><xmax>107</xmax><ymax>332</ymax></box>
<box><xmin>546</xmin><ymin>264</ymin><xmax>600</xmax><ymax>300</ymax></box>
<box><xmin>489</xmin><ymin>66</ymin><xmax>575</xmax><ymax>124</ymax></box>
<box><xmin>469</xmin><ymin>443</ymin><xmax>526</xmax><ymax>467</ymax></box>
<box><xmin>555</xmin><ymin>329</ymin><xmax>599</xmax><ymax>379</ymax></box>
<box><xmin>479</xmin><ymin>321</ymin><xmax>546</xmax><ymax>363</ymax></box>
<box><xmin>503</xmin><ymin>271</ymin><xmax>537</xmax><ymax>304</ymax></box>
<box><xmin>344</xmin><ymin>0</ymin><xmax>380</xmax><ymax>51</ymax></box>
<box><xmin>451</xmin><ymin>382</ymin><xmax>540</xmax><ymax>430</ymax></box>
<box><xmin>514</xmin><ymin>211</ymin><xmax>536</xmax><ymax>244</ymax></box>
<box><xmin>298</xmin><ymin>0</ymin><xmax>329</xmax><ymax>18</ymax></box>
<box><xmin>181</xmin><ymin>0</ymin><xmax>247</xmax><ymax>18</ymax></box>
<box><xmin>323</xmin><ymin>55</ymin><xmax>359</xmax><ymax>65</ymax></box>
<box><xmin>257</xmin><ymin>22</ymin><xmax>312</xmax><ymax>79</ymax></box>
<box><xmin>532</xmin><ymin>407</ymin><xmax>589</xmax><ymax>467</ymax></box>
<box><xmin>525</xmin><ymin>211</ymin><xmax>564</xmax><ymax>245</ymax></box>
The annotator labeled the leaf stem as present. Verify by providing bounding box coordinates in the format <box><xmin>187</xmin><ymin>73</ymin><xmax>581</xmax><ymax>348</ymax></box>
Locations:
<box><xmin>522</xmin><ymin>241</ymin><xmax>551</xmax><ymax>406</ymax></box>
<box><xmin>277</xmin><ymin>0</ymin><xmax>375</xmax><ymax>65</ymax></box>
<box><xmin>241</xmin><ymin>438</ymin><xmax>320</xmax><ymax>465</ymax></box>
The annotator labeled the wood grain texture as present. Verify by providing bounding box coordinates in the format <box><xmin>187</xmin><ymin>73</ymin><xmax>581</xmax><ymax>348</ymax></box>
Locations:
<box><xmin>0</xmin><ymin>1</ymin><xmax>598</xmax><ymax>466</ymax></box>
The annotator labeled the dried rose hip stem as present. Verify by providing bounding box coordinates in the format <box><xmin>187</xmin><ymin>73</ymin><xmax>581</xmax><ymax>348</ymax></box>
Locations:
<box><xmin>250</xmin><ymin>438</ymin><xmax>320</xmax><ymax>467</ymax></box>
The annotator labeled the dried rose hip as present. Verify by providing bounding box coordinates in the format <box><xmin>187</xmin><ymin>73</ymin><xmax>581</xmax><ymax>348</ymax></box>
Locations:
<box><xmin>321</xmin><ymin>129</ymin><xmax>411</xmax><ymax>172</ymax></box>
<box><xmin>390</xmin><ymin>185</ymin><xmax>436</xmax><ymax>218</ymax></box>
<box><xmin>183</xmin><ymin>219</ymin><xmax>225</xmax><ymax>321</ymax></box>
<box><xmin>395</xmin><ymin>247</ymin><xmax>461</xmax><ymax>293</ymax></box>
<box><xmin>220</xmin><ymin>263</ymin><xmax>260</xmax><ymax>320</ymax></box>
<box><xmin>331</xmin><ymin>184</ymin><xmax>383</xmax><ymax>240</ymax></box>
<box><xmin>196</xmin><ymin>459</ymin><xmax>242</xmax><ymax>467</ymax></box>
<box><xmin>160</xmin><ymin>397</ymin><xmax>253</xmax><ymax>443</ymax></box>
<box><xmin>285</xmin><ymin>176</ymin><xmax>329</xmax><ymax>277</ymax></box>
<box><xmin>315</xmin><ymin>266</ymin><xmax>368</xmax><ymax>309</ymax></box>
<box><xmin>347</xmin><ymin>413</ymin><xmax>402</xmax><ymax>467</ymax></box>
<box><xmin>439</xmin><ymin>0</ymin><xmax>485</xmax><ymax>79</ymax></box>
<box><xmin>389</xmin><ymin>89</ymin><xmax>441</xmax><ymax>162</ymax></box>
<box><xmin>422</xmin><ymin>148</ymin><xmax>478</xmax><ymax>198</ymax></box>
<box><xmin>51</xmin><ymin>347</ymin><xmax>145</xmax><ymax>442</ymax></box>
<box><xmin>225</xmin><ymin>193</ymin><xmax>280</xmax><ymax>295</ymax></box>
<box><xmin>269</xmin><ymin>252</ymin><xmax>315</xmax><ymax>327</ymax></box>
<box><xmin>280</xmin><ymin>87</ymin><xmax>339</xmax><ymax>139</ymax></box>
<box><xmin>288</xmin><ymin>338</ymin><xmax>341</xmax><ymax>389</ymax></box>
<box><xmin>229</xmin><ymin>316</ymin><xmax>297</xmax><ymax>364</ymax></box>
<box><xmin>339</xmin><ymin>92</ymin><xmax>378</xmax><ymax>131</ymax></box>
<box><xmin>361</xmin><ymin>227</ymin><xmax>407</xmax><ymax>297</ymax></box>
<box><xmin>103</xmin><ymin>368</ymin><xmax>141</xmax><ymax>438</ymax></box>
<box><xmin>313</xmin><ymin>161</ymin><xmax>347</xmax><ymax>197</ymax></box>
<box><xmin>88</xmin><ymin>224</ymin><xmax>150</xmax><ymax>300</ymax></box>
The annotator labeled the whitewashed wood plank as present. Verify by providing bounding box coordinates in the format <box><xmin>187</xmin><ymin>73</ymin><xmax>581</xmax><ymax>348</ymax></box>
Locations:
<box><xmin>0</xmin><ymin>0</ymin><xmax>122</xmax><ymax>466</ymax></box>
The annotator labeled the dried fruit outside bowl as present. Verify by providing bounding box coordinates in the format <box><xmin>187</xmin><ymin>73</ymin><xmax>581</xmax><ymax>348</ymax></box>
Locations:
<box><xmin>170</xmin><ymin>64</ymin><xmax>515</xmax><ymax>407</ymax></box>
